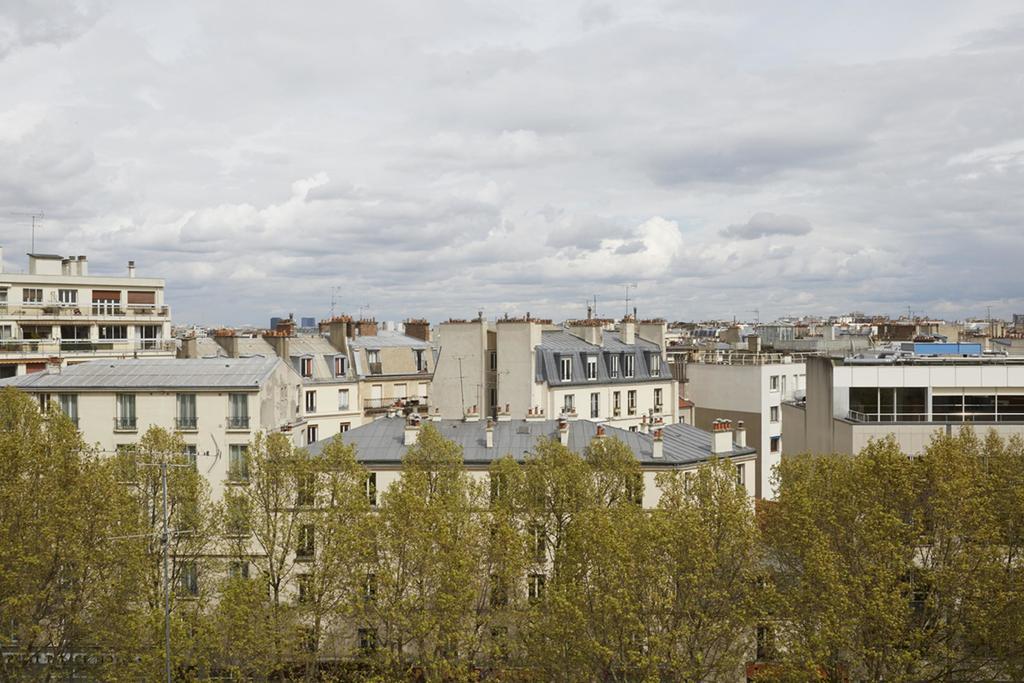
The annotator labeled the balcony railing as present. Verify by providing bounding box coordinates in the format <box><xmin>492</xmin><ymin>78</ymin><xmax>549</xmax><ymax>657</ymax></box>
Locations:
<box><xmin>175</xmin><ymin>416</ymin><xmax>198</xmax><ymax>430</ymax></box>
<box><xmin>0</xmin><ymin>338</ymin><xmax>177</xmax><ymax>356</ymax></box>
<box><xmin>847</xmin><ymin>410</ymin><xmax>1024</xmax><ymax>424</ymax></box>
<box><xmin>227</xmin><ymin>415</ymin><xmax>250</xmax><ymax>430</ymax></box>
<box><xmin>363</xmin><ymin>396</ymin><xmax>429</xmax><ymax>415</ymax></box>
<box><xmin>0</xmin><ymin>303</ymin><xmax>170</xmax><ymax>318</ymax></box>
<box><xmin>114</xmin><ymin>416</ymin><xmax>138</xmax><ymax>431</ymax></box>
<box><xmin>368</xmin><ymin>362</ymin><xmax>383</xmax><ymax>375</ymax></box>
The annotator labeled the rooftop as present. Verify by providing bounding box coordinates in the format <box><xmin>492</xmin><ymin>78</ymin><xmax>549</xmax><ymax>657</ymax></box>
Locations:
<box><xmin>0</xmin><ymin>356</ymin><xmax>282</xmax><ymax>390</ymax></box>
<box><xmin>307</xmin><ymin>417</ymin><xmax>754</xmax><ymax>467</ymax></box>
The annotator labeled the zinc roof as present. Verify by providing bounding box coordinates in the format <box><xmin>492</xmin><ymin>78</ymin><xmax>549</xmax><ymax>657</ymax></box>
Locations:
<box><xmin>0</xmin><ymin>356</ymin><xmax>282</xmax><ymax>390</ymax></box>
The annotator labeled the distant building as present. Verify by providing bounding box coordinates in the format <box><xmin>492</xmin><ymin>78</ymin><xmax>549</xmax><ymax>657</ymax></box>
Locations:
<box><xmin>0</xmin><ymin>251</ymin><xmax>174</xmax><ymax>378</ymax></box>
<box><xmin>783</xmin><ymin>343</ymin><xmax>1024</xmax><ymax>456</ymax></box>
<box><xmin>300</xmin><ymin>317</ymin><xmax>316</xmax><ymax>329</ymax></box>
<box><xmin>270</xmin><ymin>316</ymin><xmax>283</xmax><ymax>329</ymax></box>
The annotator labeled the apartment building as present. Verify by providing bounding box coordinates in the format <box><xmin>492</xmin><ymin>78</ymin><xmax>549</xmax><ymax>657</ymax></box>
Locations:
<box><xmin>346</xmin><ymin>318</ymin><xmax>432</xmax><ymax>420</ymax></box>
<box><xmin>433</xmin><ymin>315</ymin><xmax>678</xmax><ymax>429</ymax></box>
<box><xmin>0</xmin><ymin>251</ymin><xmax>174</xmax><ymax>377</ymax></box>
<box><xmin>681</xmin><ymin>349</ymin><xmax>807</xmax><ymax>499</ymax></box>
<box><xmin>309</xmin><ymin>414</ymin><xmax>757</xmax><ymax>507</ymax></box>
<box><xmin>0</xmin><ymin>356</ymin><xmax>300</xmax><ymax>499</ymax></box>
<box><xmin>783</xmin><ymin>343</ymin><xmax>1024</xmax><ymax>456</ymax></box>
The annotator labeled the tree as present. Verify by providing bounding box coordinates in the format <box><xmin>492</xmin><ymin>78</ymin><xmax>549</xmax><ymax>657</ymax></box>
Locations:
<box><xmin>0</xmin><ymin>388</ymin><xmax>143</xmax><ymax>681</ymax></box>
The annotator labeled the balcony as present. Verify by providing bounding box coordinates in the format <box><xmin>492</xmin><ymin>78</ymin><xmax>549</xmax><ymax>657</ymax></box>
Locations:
<box><xmin>363</xmin><ymin>396</ymin><xmax>429</xmax><ymax>416</ymax></box>
<box><xmin>114</xmin><ymin>416</ymin><xmax>138</xmax><ymax>432</ymax></box>
<box><xmin>175</xmin><ymin>416</ymin><xmax>198</xmax><ymax>431</ymax></box>
<box><xmin>0</xmin><ymin>338</ymin><xmax>177</xmax><ymax>358</ymax></box>
<box><xmin>0</xmin><ymin>303</ymin><xmax>170</xmax><ymax>319</ymax></box>
<box><xmin>368</xmin><ymin>362</ymin><xmax>383</xmax><ymax>375</ymax></box>
<box><xmin>848</xmin><ymin>410</ymin><xmax>1024</xmax><ymax>424</ymax></box>
<box><xmin>226</xmin><ymin>415</ymin><xmax>251</xmax><ymax>430</ymax></box>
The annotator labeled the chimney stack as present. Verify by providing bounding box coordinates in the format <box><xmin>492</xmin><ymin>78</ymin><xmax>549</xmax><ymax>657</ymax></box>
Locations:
<box><xmin>621</xmin><ymin>316</ymin><xmax>636</xmax><ymax>344</ymax></box>
<box><xmin>525</xmin><ymin>406</ymin><xmax>545</xmax><ymax>422</ymax></box>
<box><xmin>77</xmin><ymin>255</ymin><xmax>88</xmax><ymax>276</ymax></box>
<box><xmin>404</xmin><ymin>415</ymin><xmax>421</xmax><ymax>446</ymax></box>
<box><xmin>497</xmin><ymin>403</ymin><xmax>512</xmax><ymax>422</ymax></box>
<box><xmin>465</xmin><ymin>404</ymin><xmax>481</xmax><ymax>422</ymax></box>
<box><xmin>639</xmin><ymin>414</ymin><xmax>649</xmax><ymax>434</ymax></box>
<box><xmin>128</xmin><ymin>260</ymin><xmax>136</xmax><ymax>278</ymax></box>
<box><xmin>326</xmin><ymin>316</ymin><xmax>351</xmax><ymax>353</ymax></box>
<box><xmin>595</xmin><ymin>424</ymin><xmax>606</xmax><ymax>439</ymax></box>
<box><xmin>558</xmin><ymin>418</ymin><xmax>569</xmax><ymax>446</ymax></box>
<box><xmin>178</xmin><ymin>335</ymin><xmax>198</xmax><ymax>359</ymax></box>
<box><xmin>734</xmin><ymin>420</ymin><xmax>747</xmax><ymax>448</ymax></box>
<box><xmin>711</xmin><ymin>419</ymin><xmax>733</xmax><ymax>456</ymax></box>
<box><xmin>404</xmin><ymin>319</ymin><xmax>431</xmax><ymax>342</ymax></box>
<box><xmin>652</xmin><ymin>428</ymin><xmax>664</xmax><ymax>459</ymax></box>
<box><xmin>212</xmin><ymin>329</ymin><xmax>239</xmax><ymax>358</ymax></box>
<box><xmin>747</xmin><ymin>334</ymin><xmax>761</xmax><ymax>354</ymax></box>
<box><xmin>485</xmin><ymin>418</ymin><xmax>494</xmax><ymax>448</ymax></box>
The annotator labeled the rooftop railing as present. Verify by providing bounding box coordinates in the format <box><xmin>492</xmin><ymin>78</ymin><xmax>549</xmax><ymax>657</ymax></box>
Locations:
<box><xmin>847</xmin><ymin>410</ymin><xmax>1024</xmax><ymax>423</ymax></box>
<box><xmin>0</xmin><ymin>338</ymin><xmax>177</xmax><ymax>355</ymax></box>
<box><xmin>682</xmin><ymin>351</ymin><xmax>814</xmax><ymax>365</ymax></box>
<box><xmin>0</xmin><ymin>303</ymin><xmax>170</xmax><ymax>318</ymax></box>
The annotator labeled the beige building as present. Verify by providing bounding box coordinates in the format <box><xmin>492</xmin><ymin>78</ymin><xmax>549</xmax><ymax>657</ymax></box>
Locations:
<box><xmin>0</xmin><ymin>356</ymin><xmax>300</xmax><ymax>500</ymax></box>
<box><xmin>0</xmin><ymin>251</ymin><xmax>174</xmax><ymax>377</ymax></box>
<box><xmin>784</xmin><ymin>347</ymin><xmax>1024</xmax><ymax>457</ymax></box>
<box><xmin>433</xmin><ymin>315</ymin><xmax>678</xmax><ymax>430</ymax></box>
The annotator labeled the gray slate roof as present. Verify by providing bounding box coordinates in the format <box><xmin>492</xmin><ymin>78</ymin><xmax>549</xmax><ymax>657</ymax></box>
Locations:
<box><xmin>348</xmin><ymin>331</ymin><xmax>431</xmax><ymax>349</ymax></box>
<box><xmin>0</xmin><ymin>356</ymin><xmax>282</xmax><ymax>390</ymax></box>
<box><xmin>536</xmin><ymin>330</ymin><xmax>669</xmax><ymax>386</ymax></box>
<box><xmin>307</xmin><ymin>418</ymin><xmax>755</xmax><ymax>467</ymax></box>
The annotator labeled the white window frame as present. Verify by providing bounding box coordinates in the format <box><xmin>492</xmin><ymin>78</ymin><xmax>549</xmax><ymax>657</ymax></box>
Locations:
<box><xmin>305</xmin><ymin>390</ymin><xmax>317</xmax><ymax>413</ymax></box>
<box><xmin>366</xmin><ymin>349</ymin><xmax>380</xmax><ymax>364</ymax></box>
<box><xmin>770</xmin><ymin>375</ymin><xmax>780</xmax><ymax>392</ymax></box>
<box><xmin>560</xmin><ymin>356</ymin><xmax>572</xmax><ymax>382</ymax></box>
<box><xmin>654</xmin><ymin>388</ymin><xmax>663</xmax><ymax>411</ymax></box>
<box><xmin>338</xmin><ymin>389</ymin><xmax>350</xmax><ymax>411</ymax></box>
<box><xmin>736</xmin><ymin>464</ymin><xmax>746</xmax><ymax>487</ymax></box>
<box><xmin>590</xmin><ymin>392</ymin><xmax>599</xmax><ymax>418</ymax></box>
<box><xmin>586</xmin><ymin>355</ymin><xmax>597</xmax><ymax>380</ymax></box>
<box><xmin>627</xmin><ymin>390</ymin><xmax>637</xmax><ymax>415</ymax></box>
<box><xmin>57</xmin><ymin>289</ymin><xmax>78</xmax><ymax>305</ymax></box>
<box><xmin>300</xmin><ymin>357</ymin><xmax>313</xmax><ymax>378</ymax></box>
<box><xmin>770</xmin><ymin>405</ymin><xmax>779</xmax><ymax>423</ymax></box>
<box><xmin>22</xmin><ymin>288</ymin><xmax>43</xmax><ymax>304</ymax></box>
<box><xmin>307</xmin><ymin>424</ymin><xmax>318</xmax><ymax>445</ymax></box>
<box><xmin>563</xmin><ymin>393</ymin><xmax>575</xmax><ymax>414</ymax></box>
<box><xmin>624</xmin><ymin>354</ymin><xmax>635</xmax><ymax>378</ymax></box>
<box><xmin>649</xmin><ymin>353</ymin><xmax>660</xmax><ymax>377</ymax></box>
<box><xmin>334</xmin><ymin>355</ymin><xmax>347</xmax><ymax>377</ymax></box>
<box><xmin>610</xmin><ymin>355</ymin><xmax>620</xmax><ymax>378</ymax></box>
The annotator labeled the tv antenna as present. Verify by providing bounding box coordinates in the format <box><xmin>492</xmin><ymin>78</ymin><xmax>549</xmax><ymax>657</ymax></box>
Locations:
<box><xmin>11</xmin><ymin>211</ymin><xmax>44</xmax><ymax>252</ymax></box>
<box><xmin>330</xmin><ymin>286</ymin><xmax>343</xmax><ymax>318</ymax></box>
<box><xmin>623</xmin><ymin>283</ymin><xmax>638</xmax><ymax>317</ymax></box>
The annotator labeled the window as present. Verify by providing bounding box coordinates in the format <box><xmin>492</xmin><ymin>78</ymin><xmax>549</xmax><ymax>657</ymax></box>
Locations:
<box><xmin>176</xmin><ymin>393</ymin><xmax>197</xmax><ymax>430</ymax></box>
<box><xmin>300</xmin><ymin>357</ymin><xmax>313</xmax><ymax>378</ymax></box>
<box><xmin>610</xmin><ymin>354</ymin><xmax>620</xmax><ymax>378</ymax></box>
<box><xmin>394</xmin><ymin>383</ymin><xmax>407</xmax><ymax>399</ymax></box>
<box><xmin>228</xmin><ymin>393</ymin><xmax>249</xmax><ymax>429</ymax></box>
<box><xmin>756</xmin><ymin>626</ymin><xmax>775</xmax><ymax>661</ymax></box>
<box><xmin>229</xmin><ymin>561</ymin><xmax>249</xmax><ymax>580</ymax></box>
<box><xmin>297</xmin><ymin>573</ymin><xmax>312</xmax><ymax>603</ymax></box>
<box><xmin>769</xmin><ymin>375</ymin><xmax>780</xmax><ymax>391</ymax></box>
<box><xmin>338</xmin><ymin>389</ymin><xmax>350</xmax><ymax>410</ymax></box>
<box><xmin>654</xmin><ymin>388</ymin><xmax>663</xmax><ymax>411</ymax></box>
<box><xmin>340</xmin><ymin>422</ymin><xmax>350</xmax><ymax>433</ymax></box>
<box><xmin>56</xmin><ymin>393</ymin><xmax>78</xmax><ymax>425</ymax></box>
<box><xmin>306</xmin><ymin>424</ymin><xmax>318</xmax><ymax>445</ymax></box>
<box><xmin>297</xmin><ymin>524</ymin><xmax>315</xmax><ymax>559</ymax></box>
<box><xmin>183</xmin><ymin>444</ymin><xmax>197</xmax><ymax>469</ymax></box>
<box><xmin>780</xmin><ymin>375</ymin><xmax>787</xmax><ymax>396</ymax></box>
<box><xmin>99</xmin><ymin>325</ymin><xmax>128</xmax><ymax>340</ymax></box>
<box><xmin>22</xmin><ymin>288</ymin><xmax>42</xmax><ymax>304</ymax></box>
<box><xmin>613</xmin><ymin>391</ymin><xmax>621</xmax><ymax>415</ymax></box>
<box><xmin>528</xmin><ymin>574</ymin><xmax>546</xmax><ymax>602</ymax></box>
<box><xmin>334</xmin><ymin>355</ymin><xmax>347</xmax><ymax>377</ymax></box>
<box><xmin>627</xmin><ymin>390</ymin><xmax>637</xmax><ymax>416</ymax></box>
<box><xmin>297</xmin><ymin>474</ymin><xmax>316</xmax><ymax>506</ymax></box>
<box><xmin>649</xmin><ymin>353</ymin><xmax>660</xmax><ymax>377</ymax></box>
<box><xmin>586</xmin><ymin>355</ymin><xmax>597</xmax><ymax>380</ymax></box>
<box><xmin>365</xmin><ymin>473</ymin><xmax>377</xmax><ymax>506</ymax></box>
<box><xmin>115</xmin><ymin>393</ymin><xmax>136</xmax><ymax>430</ymax></box>
<box><xmin>414</xmin><ymin>349</ymin><xmax>427</xmax><ymax>372</ymax></box>
<box><xmin>736</xmin><ymin>464</ymin><xmax>746</xmax><ymax>487</ymax></box>
<box><xmin>37</xmin><ymin>393</ymin><xmax>51</xmax><ymax>412</ymax></box>
<box><xmin>489</xmin><ymin>351</ymin><xmax>497</xmax><ymax>371</ymax></box>
<box><xmin>531</xmin><ymin>525</ymin><xmax>547</xmax><ymax>563</ymax></box>
<box><xmin>177</xmin><ymin>561</ymin><xmax>199</xmax><ymax>597</ymax></box>
<box><xmin>560</xmin><ymin>356</ymin><xmax>572</xmax><ymax>382</ymax></box>
<box><xmin>57</xmin><ymin>289</ymin><xmax>77</xmax><ymax>305</ymax></box>
<box><xmin>563</xmin><ymin>394</ymin><xmax>575</xmax><ymax>414</ymax></box>
<box><xmin>770</xmin><ymin>436</ymin><xmax>780</xmax><ymax>453</ymax></box>
<box><xmin>364</xmin><ymin>573</ymin><xmax>377</xmax><ymax>602</ymax></box>
<box><xmin>590</xmin><ymin>392</ymin><xmax>599</xmax><ymax>418</ymax></box>
<box><xmin>770</xmin><ymin>406</ymin><xmax>779</xmax><ymax>423</ymax></box>
<box><xmin>305</xmin><ymin>390</ymin><xmax>316</xmax><ymax>413</ymax></box>
<box><xmin>358</xmin><ymin>628</ymin><xmax>377</xmax><ymax>652</ymax></box>
<box><xmin>366</xmin><ymin>349</ymin><xmax>380</xmax><ymax>364</ymax></box>
<box><xmin>228</xmin><ymin>444</ymin><xmax>249</xmax><ymax>483</ymax></box>
<box><xmin>624</xmin><ymin>354</ymin><xmax>635</xmax><ymax>378</ymax></box>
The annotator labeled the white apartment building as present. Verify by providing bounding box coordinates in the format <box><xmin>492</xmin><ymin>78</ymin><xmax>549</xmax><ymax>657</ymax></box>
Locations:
<box><xmin>309</xmin><ymin>414</ymin><xmax>757</xmax><ymax>507</ymax></box>
<box><xmin>433</xmin><ymin>315</ymin><xmax>678</xmax><ymax>429</ymax></box>
<box><xmin>0</xmin><ymin>356</ymin><xmax>300</xmax><ymax>500</ymax></box>
<box><xmin>0</xmin><ymin>251</ymin><xmax>174</xmax><ymax>377</ymax></box>
<box><xmin>783</xmin><ymin>343</ymin><xmax>1024</xmax><ymax>456</ymax></box>
<box><xmin>682</xmin><ymin>350</ymin><xmax>807</xmax><ymax>499</ymax></box>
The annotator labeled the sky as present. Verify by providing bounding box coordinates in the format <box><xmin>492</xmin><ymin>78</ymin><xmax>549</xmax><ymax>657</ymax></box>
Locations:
<box><xmin>1</xmin><ymin>1</ymin><xmax>1023</xmax><ymax>326</ymax></box>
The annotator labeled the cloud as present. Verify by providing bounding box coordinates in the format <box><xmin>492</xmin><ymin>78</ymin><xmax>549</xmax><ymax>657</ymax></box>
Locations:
<box><xmin>720</xmin><ymin>212</ymin><xmax>814</xmax><ymax>240</ymax></box>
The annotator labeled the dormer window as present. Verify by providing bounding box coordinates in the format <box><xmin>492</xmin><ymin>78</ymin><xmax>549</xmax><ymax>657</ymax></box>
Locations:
<box><xmin>624</xmin><ymin>354</ymin><xmax>635</xmax><ymax>378</ymax></box>
<box><xmin>649</xmin><ymin>353</ymin><xmax>660</xmax><ymax>377</ymax></box>
<box><xmin>367</xmin><ymin>349</ymin><xmax>380</xmax><ymax>364</ymax></box>
<box><xmin>559</xmin><ymin>356</ymin><xmax>573</xmax><ymax>382</ymax></box>
<box><xmin>610</xmin><ymin>354</ymin><xmax>620</xmax><ymax>378</ymax></box>
<box><xmin>414</xmin><ymin>349</ymin><xmax>427</xmax><ymax>372</ymax></box>
<box><xmin>334</xmin><ymin>355</ymin><xmax>347</xmax><ymax>377</ymax></box>
<box><xmin>586</xmin><ymin>355</ymin><xmax>597</xmax><ymax>380</ymax></box>
<box><xmin>300</xmin><ymin>357</ymin><xmax>313</xmax><ymax>378</ymax></box>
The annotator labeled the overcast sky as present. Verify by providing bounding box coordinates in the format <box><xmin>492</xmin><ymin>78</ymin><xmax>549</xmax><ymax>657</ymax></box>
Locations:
<box><xmin>2</xmin><ymin>1</ymin><xmax>1023</xmax><ymax>325</ymax></box>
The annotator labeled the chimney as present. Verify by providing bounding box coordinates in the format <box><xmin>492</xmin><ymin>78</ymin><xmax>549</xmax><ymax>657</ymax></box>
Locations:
<box><xmin>465</xmin><ymin>404</ymin><xmax>481</xmax><ymax>422</ymax></box>
<box><xmin>128</xmin><ymin>260</ymin><xmax>136</xmax><ymax>278</ymax></box>
<box><xmin>45</xmin><ymin>356</ymin><xmax>62</xmax><ymax>374</ymax></box>
<box><xmin>263</xmin><ymin>331</ymin><xmax>290</xmax><ymax>360</ymax></box>
<box><xmin>621</xmin><ymin>316</ymin><xmax>635</xmax><ymax>344</ymax></box>
<box><xmin>734</xmin><ymin>420</ymin><xmax>747</xmax><ymax>448</ymax></box>
<box><xmin>711</xmin><ymin>419</ymin><xmax>733</xmax><ymax>456</ymax></box>
<box><xmin>595</xmin><ymin>424</ymin><xmax>606</xmax><ymax>439</ymax></box>
<box><xmin>497</xmin><ymin>403</ymin><xmax>512</xmax><ymax>422</ymax></box>
<box><xmin>525</xmin><ymin>406</ymin><xmax>546</xmax><ymax>422</ymax></box>
<box><xmin>747</xmin><ymin>334</ymin><xmax>761</xmax><ymax>354</ymax></box>
<box><xmin>558</xmin><ymin>418</ymin><xmax>569</xmax><ymax>446</ymax></box>
<box><xmin>326</xmin><ymin>317</ymin><xmax>350</xmax><ymax>352</ymax></box>
<box><xmin>404</xmin><ymin>415</ymin><xmax>420</xmax><ymax>446</ymax></box>
<box><xmin>356</xmin><ymin>318</ymin><xmax>378</xmax><ymax>337</ymax></box>
<box><xmin>639</xmin><ymin>414</ymin><xmax>649</xmax><ymax>434</ymax></box>
<box><xmin>77</xmin><ymin>255</ymin><xmax>88</xmax><ymax>276</ymax></box>
<box><xmin>652</xmin><ymin>428</ymin><xmax>664</xmax><ymax>459</ymax></box>
<box><xmin>485</xmin><ymin>418</ymin><xmax>494</xmax><ymax>448</ymax></box>
<box><xmin>404</xmin><ymin>318</ymin><xmax>431</xmax><ymax>342</ymax></box>
<box><xmin>178</xmin><ymin>336</ymin><xmax>198</xmax><ymax>359</ymax></box>
<box><xmin>213</xmin><ymin>329</ymin><xmax>239</xmax><ymax>358</ymax></box>
<box><xmin>567</xmin><ymin>319</ymin><xmax>603</xmax><ymax>346</ymax></box>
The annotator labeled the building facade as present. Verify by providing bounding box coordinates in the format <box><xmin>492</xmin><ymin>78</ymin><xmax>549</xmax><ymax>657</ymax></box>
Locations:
<box><xmin>0</xmin><ymin>252</ymin><xmax>174</xmax><ymax>377</ymax></box>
